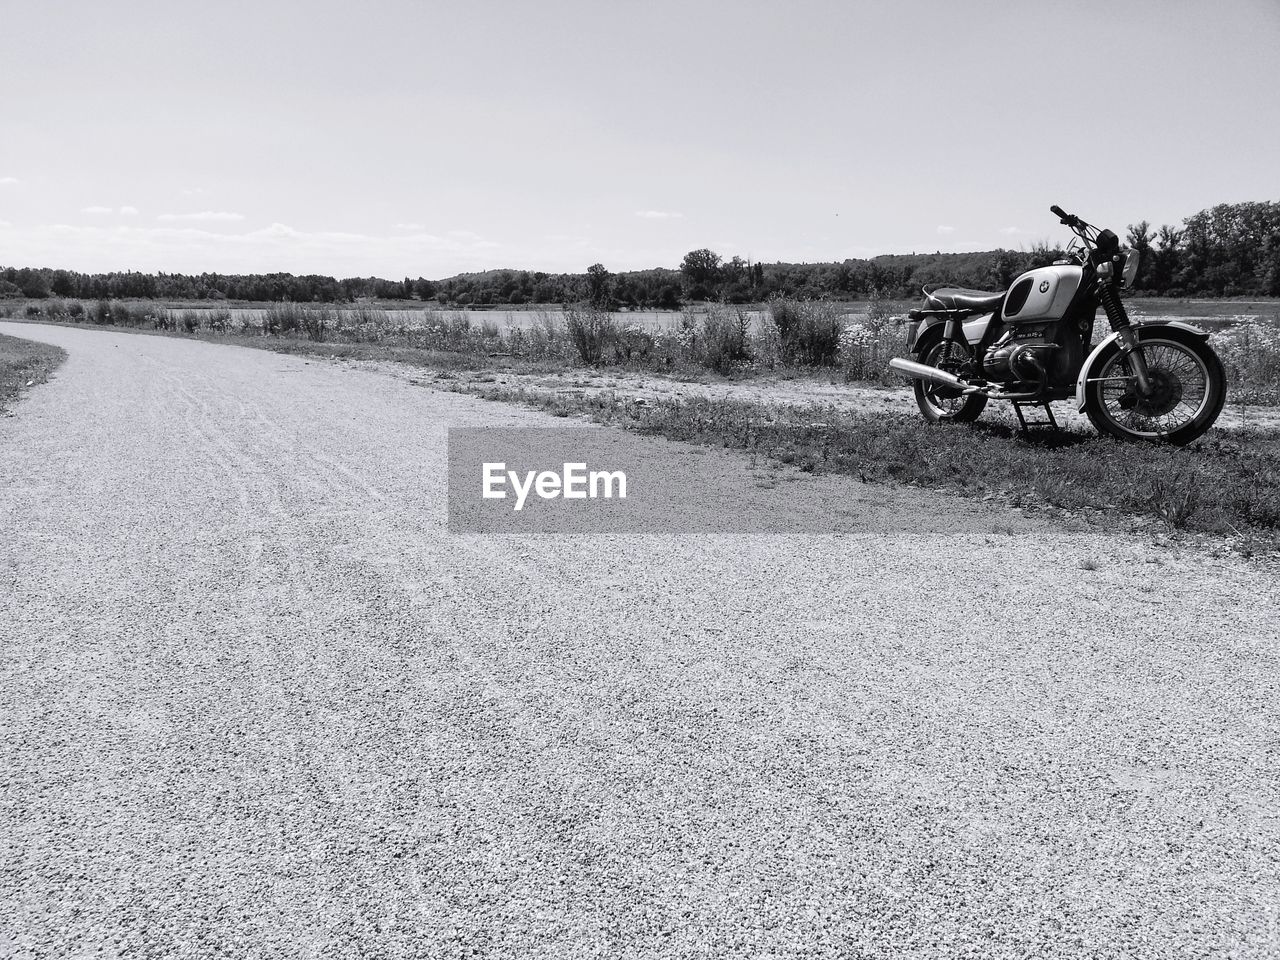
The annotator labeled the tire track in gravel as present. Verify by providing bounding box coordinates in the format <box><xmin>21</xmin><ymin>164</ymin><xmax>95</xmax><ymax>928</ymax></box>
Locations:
<box><xmin>2</xmin><ymin>322</ymin><xmax>1278</xmax><ymax>960</ymax></box>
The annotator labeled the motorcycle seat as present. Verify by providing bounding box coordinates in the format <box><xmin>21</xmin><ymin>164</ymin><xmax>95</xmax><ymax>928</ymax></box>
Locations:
<box><xmin>924</xmin><ymin>287</ymin><xmax>1006</xmax><ymax>313</ymax></box>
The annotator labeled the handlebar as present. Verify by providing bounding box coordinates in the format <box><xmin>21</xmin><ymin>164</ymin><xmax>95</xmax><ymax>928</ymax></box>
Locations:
<box><xmin>1050</xmin><ymin>204</ymin><xmax>1076</xmax><ymax>226</ymax></box>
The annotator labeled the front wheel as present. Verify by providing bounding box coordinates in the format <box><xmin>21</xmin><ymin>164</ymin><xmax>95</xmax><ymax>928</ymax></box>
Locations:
<box><xmin>1083</xmin><ymin>327</ymin><xmax>1226</xmax><ymax>445</ymax></box>
<box><xmin>912</xmin><ymin>334</ymin><xmax>988</xmax><ymax>423</ymax></box>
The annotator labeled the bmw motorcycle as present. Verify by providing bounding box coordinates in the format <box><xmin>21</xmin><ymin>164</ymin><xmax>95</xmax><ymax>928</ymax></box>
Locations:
<box><xmin>889</xmin><ymin>205</ymin><xmax>1226</xmax><ymax>444</ymax></box>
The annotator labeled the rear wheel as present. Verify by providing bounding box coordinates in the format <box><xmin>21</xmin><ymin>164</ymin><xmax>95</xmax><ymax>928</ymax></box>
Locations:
<box><xmin>1083</xmin><ymin>327</ymin><xmax>1226</xmax><ymax>444</ymax></box>
<box><xmin>912</xmin><ymin>334</ymin><xmax>988</xmax><ymax>423</ymax></box>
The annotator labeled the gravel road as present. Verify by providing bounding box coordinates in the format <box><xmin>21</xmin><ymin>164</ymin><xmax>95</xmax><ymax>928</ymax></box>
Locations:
<box><xmin>2</xmin><ymin>322</ymin><xmax>1278</xmax><ymax>959</ymax></box>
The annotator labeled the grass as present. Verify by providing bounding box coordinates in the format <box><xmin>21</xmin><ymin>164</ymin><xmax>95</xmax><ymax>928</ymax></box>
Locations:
<box><xmin>0</xmin><ymin>333</ymin><xmax>66</xmax><ymax>414</ymax></box>
<box><xmin>444</xmin><ymin>382</ymin><xmax>1280</xmax><ymax>555</ymax></box>
<box><xmin>8</xmin><ymin>295</ymin><xmax>1278</xmax><ymax>398</ymax></box>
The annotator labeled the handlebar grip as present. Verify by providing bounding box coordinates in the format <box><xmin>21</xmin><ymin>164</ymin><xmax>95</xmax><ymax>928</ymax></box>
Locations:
<box><xmin>1050</xmin><ymin>204</ymin><xmax>1069</xmax><ymax>220</ymax></box>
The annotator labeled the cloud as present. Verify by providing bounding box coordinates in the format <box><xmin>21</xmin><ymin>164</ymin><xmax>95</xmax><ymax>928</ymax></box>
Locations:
<box><xmin>393</xmin><ymin>222</ymin><xmax>426</xmax><ymax>231</ymax></box>
<box><xmin>0</xmin><ymin>176</ymin><xmax>18</xmax><ymax>185</ymax></box>
<box><xmin>999</xmin><ymin>226</ymin><xmax>1022</xmax><ymax>235</ymax></box>
<box><xmin>0</xmin><ymin>220</ymin><xmax>11</xmax><ymax>228</ymax></box>
<box><xmin>157</xmin><ymin>210</ymin><xmax>245</xmax><ymax>222</ymax></box>
<box><xmin>81</xmin><ymin>205</ymin><xmax>114</xmax><ymax>214</ymax></box>
<box><xmin>120</xmin><ymin>206</ymin><xmax>140</xmax><ymax>216</ymax></box>
<box><xmin>635</xmin><ymin>210</ymin><xmax>684</xmax><ymax>220</ymax></box>
<box><xmin>936</xmin><ymin>225</ymin><xmax>956</xmax><ymax>234</ymax></box>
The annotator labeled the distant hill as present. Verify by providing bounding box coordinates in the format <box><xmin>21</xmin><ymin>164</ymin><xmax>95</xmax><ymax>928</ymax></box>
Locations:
<box><xmin>4</xmin><ymin>201</ymin><xmax>1277</xmax><ymax>306</ymax></box>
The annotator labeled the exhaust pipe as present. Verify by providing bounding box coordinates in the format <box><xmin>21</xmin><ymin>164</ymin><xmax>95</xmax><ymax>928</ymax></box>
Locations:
<box><xmin>889</xmin><ymin>356</ymin><xmax>974</xmax><ymax>391</ymax></box>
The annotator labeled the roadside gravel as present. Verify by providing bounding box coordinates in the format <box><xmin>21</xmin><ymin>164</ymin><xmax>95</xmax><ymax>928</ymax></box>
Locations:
<box><xmin>2</xmin><ymin>322</ymin><xmax>1278</xmax><ymax>959</ymax></box>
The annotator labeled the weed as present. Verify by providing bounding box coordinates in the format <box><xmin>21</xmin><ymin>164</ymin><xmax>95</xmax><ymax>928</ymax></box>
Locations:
<box><xmin>770</xmin><ymin>299</ymin><xmax>842</xmax><ymax>366</ymax></box>
<box><xmin>564</xmin><ymin>307</ymin><xmax>618</xmax><ymax>365</ymax></box>
<box><xmin>1149</xmin><ymin>470</ymin><xmax>1201</xmax><ymax>529</ymax></box>
<box><xmin>698</xmin><ymin>307</ymin><xmax>753</xmax><ymax>373</ymax></box>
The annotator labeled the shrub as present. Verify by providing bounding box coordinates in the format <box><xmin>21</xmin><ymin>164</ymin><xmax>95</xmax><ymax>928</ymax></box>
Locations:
<box><xmin>530</xmin><ymin>312</ymin><xmax>567</xmax><ymax>359</ymax></box>
<box><xmin>839</xmin><ymin>321</ymin><xmax>907</xmax><ymax>384</ymax></box>
<box><xmin>770</xmin><ymin>299</ymin><xmax>842</xmax><ymax>366</ymax></box>
<box><xmin>24</xmin><ymin>304</ymin><xmax>41</xmax><ymax>318</ymax></box>
<box><xmin>260</xmin><ymin>302</ymin><xmax>333</xmax><ymax>341</ymax></box>
<box><xmin>263</xmin><ymin>302</ymin><xmax>301</xmax><ymax>336</ymax></box>
<box><xmin>112</xmin><ymin>302</ymin><xmax>140</xmax><ymax>326</ymax></box>
<box><xmin>418</xmin><ymin>311</ymin><xmax>475</xmax><ymax>351</ymax></box>
<box><xmin>865</xmin><ymin>289</ymin><xmax>896</xmax><ymax>332</ymax></box>
<box><xmin>698</xmin><ymin>307</ymin><xmax>752</xmax><ymax>373</ymax></box>
<box><xmin>44</xmin><ymin>298</ymin><xmax>71</xmax><ymax>319</ymax></box>
<box><xmin>207</xmin><ymin>309</ymin><xmax>231</xmax><ymax>333</ymax></box>
<box><xmin>613</xmin><ymin>324</ymin><xmax>655</xmax><ymax>363</ymax></box>
<box><xmin>301</xmin><ymin>305</ymin><xmax>333</xmax><ymax>342</ymax></box>
<box><xmin>564</xmin><ymin>306</ymin><xmax>617</xmax><ymax>365</ymax></box>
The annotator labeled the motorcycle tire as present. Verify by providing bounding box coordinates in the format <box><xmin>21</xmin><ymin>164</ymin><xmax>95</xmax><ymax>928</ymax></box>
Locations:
<box><xmin>912</xmin><ymin>331</ymin><xmax>987</xmax><ymax>424</ymax></box>
<box><xmin>1082</xmin><ymin>326</ymin><xmax>1226</xmax><ymax>445</ymax></box>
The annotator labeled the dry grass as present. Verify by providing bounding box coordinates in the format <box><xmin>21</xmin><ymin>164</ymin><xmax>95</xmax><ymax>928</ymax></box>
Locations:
<box><xmin>7</xmin><ymin>296</ymin><xmax>1279</xmax><ymax>401</ymax></box>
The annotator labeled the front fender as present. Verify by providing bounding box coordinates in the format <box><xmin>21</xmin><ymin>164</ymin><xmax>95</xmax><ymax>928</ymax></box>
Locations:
<box><xmin>1075</xmin><ymin>320</ymin><xmax>1211</xmax><ymax>410</ymax></box>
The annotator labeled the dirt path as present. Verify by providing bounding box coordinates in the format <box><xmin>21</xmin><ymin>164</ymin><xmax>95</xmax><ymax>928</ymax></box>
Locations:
<box><xmin>2</xmin><ymin>322</ymin><xmax>1278</xmax><ymax>959</ymax></box>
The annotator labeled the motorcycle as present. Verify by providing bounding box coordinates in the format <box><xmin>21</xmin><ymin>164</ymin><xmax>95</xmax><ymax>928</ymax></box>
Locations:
<box><xmin>889</xmin><ymin>205</ymin><xmax>1226</xmax><ymax>445</ymax></box>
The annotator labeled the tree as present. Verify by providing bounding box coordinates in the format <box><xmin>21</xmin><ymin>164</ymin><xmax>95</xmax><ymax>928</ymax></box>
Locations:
<box><xmin>1149</xmin><ymin>224</ymin><xmax>1184</xmax><ymax>294</ymax></box>
<box><xmin>988</xmin><ymin>249</ymin><xmax>1022</xmax><ymax>289</ymax></box>
<box><xmin>585</xmin><ymin>263</ymin><xmax>615</xmax><ymax>310</ymax></box>
<box><xmin>1125</xmin><ymin>220</ymin><xmax>1156</xmax><ymax>290</ymax></box>
<box><xmin>680</xmin><ymin>248</ymin><xmax>722</xmax><ymax>300</ymax></box>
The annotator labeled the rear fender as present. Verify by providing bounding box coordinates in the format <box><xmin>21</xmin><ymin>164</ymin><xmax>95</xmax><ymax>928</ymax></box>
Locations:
<box><xmin>1075</xmin><ymin>321</ymin><xmax>1210</xmax><ymax>410</ymax></box>
<box><xmin>910</xmin><ymin>313</ymin><xmax>993</xmax><ymax>352</ymax></box>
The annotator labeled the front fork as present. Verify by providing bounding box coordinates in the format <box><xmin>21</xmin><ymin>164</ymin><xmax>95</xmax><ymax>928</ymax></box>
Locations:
<box><xmin>1099</xmin><ymin>280</ymin><xmax>1152</xmax><ymax>394</ymax></box>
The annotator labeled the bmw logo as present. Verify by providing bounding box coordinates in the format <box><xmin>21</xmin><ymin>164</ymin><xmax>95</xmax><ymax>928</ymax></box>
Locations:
<box><xmin>1038</xmin><ymin>280</ymin><xmax>1051</xmax><ymax>293</ymax></box>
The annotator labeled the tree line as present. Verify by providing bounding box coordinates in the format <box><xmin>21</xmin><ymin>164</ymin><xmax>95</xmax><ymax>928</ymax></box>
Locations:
<box><xmin>1123</xmin><ymin>201</ymin><xmax>1280</xmax><ymax>297</ymax></box>
<box><xmin>3</xmin><ymin>200</ymin><xmax>1276</xmax><ymax>306</ymax></box>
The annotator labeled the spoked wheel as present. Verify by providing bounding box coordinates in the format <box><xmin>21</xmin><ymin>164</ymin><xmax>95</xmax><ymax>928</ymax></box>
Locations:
<box><xmin>1083</xmin><ymin>327</ymin><xmax>1226</xmax><ymax>445</ymax></box>
<box><xmin>912</xmin><ymin>334</ymin><xmax>987</xmax><ymax>423</ymax></box>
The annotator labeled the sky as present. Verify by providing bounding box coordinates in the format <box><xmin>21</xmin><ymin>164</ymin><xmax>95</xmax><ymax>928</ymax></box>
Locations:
<box><xmin>1</xmin><ymin>0</ymin><xmax>1278</xmax><ymax>279</ymax></box>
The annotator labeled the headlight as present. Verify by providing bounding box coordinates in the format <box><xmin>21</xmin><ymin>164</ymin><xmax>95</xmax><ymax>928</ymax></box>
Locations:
<box><xmin>1121</xmin><ymin>249</ymin><xmax>1140</xmax><ymax>288</ymax></box>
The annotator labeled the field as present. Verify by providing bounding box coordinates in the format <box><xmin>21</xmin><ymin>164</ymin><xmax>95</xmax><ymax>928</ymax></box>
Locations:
<box><xmin>5</xmin><ymin>296</ymin><xmax>1280</xmax><ymax>555</ymax></box>
<box><xmin>0</xmin><ymin>332</ymin><xmax>66</xmax><ymax>414</ymax></box>
<box><xmin>5</xmin><ymin>294</ymin><xmax>1279</xmax><ymax>400</ymax></box>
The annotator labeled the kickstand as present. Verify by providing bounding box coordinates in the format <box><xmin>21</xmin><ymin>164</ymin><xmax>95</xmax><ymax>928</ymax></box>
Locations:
<box><xmin>1012</xmin><ymin>401</ymin><xmax>1059</xmax><ymax>433</ymax></box>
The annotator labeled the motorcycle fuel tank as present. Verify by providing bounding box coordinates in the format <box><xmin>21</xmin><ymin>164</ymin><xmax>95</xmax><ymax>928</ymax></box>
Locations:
<box><xmin>1003</xmin><ymin>264</ymin><xmax>1083</xmax><ymax>323</ymax></box>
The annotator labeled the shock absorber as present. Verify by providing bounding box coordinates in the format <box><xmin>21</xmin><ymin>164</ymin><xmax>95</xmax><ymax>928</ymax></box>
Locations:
<box><xmin>1097</xmin><ymin>277</ymin><xmax>1151</xmax><ymax>392</ymax></box>
<box><xmin>1098</xmin><ymin>280</ymin><xmax>1130</xmax><ymax>331</ymax></box>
